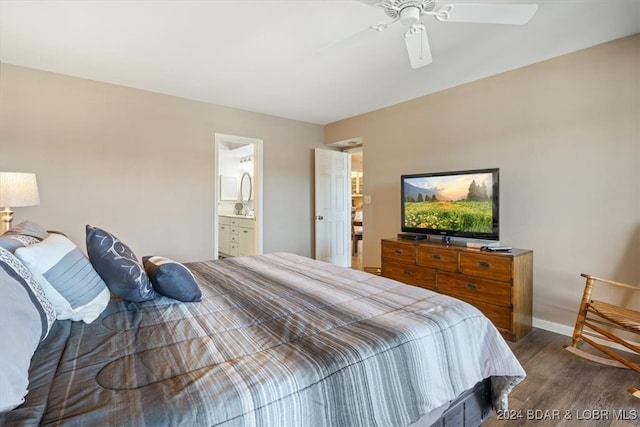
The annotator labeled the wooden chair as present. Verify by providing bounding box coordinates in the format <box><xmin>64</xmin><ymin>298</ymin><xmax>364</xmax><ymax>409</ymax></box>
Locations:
<box><xmin>351</xmin><ymin>212</ymin><xmax>363</xmax><ymax>256</ymax></box>
<box><xmin>564</xmin><ymin>273</ymin><xmax>640</xmax><ymax>398</ymax></box>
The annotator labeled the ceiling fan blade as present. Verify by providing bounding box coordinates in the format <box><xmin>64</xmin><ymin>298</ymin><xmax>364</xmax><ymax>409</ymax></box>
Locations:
<box><xmin>405</xmin><ymin>24</ymin><xmax>432</xmax><ymax>69</ymax></box>
<box><xmin>442</xmin><ymin>3</ymin><xmax>538</xmax><ymax>25</ymax></box>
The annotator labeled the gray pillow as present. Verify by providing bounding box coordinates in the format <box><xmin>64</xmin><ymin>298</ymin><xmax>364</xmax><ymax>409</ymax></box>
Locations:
<box><xmin>3</xmin><ymin>220</ymin><xmax>49</xmax><ymax>240</ymax></box>
<box><xmin>143</xmin><ymin>256</ymin><xmax>202</xmax><ymax>302</ymax></box>
<box><xmin>0</xmin><ymin>247</ymin><xmax>56</xmax><ymax>412</ymax></box>
<box><xmin>85</xmin><ymin>225</ymin><xmax>157</xmax><ymax>302</ymax></box>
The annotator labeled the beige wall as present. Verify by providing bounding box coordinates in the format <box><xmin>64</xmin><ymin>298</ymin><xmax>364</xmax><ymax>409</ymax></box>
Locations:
<box><xmin>2</xmin><ymin>35</ymin><xmax>638</xmax><ymax>334</ymax></box>
<box><xmin>0</xmin><ymin>64</ymin><xmax>325</xmax><ymax>261</ymax></box>
<box><xmin>326</xmin><ymin>35</ymin><xmax>640</xmax><ymax>332</ymax></box>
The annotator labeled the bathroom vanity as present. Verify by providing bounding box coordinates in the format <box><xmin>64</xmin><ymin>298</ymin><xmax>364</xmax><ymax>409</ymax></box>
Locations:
<box><xmin>218</xmin><ymin>214</ymin><xmax>256</xmax><ymax>257</ymax></box>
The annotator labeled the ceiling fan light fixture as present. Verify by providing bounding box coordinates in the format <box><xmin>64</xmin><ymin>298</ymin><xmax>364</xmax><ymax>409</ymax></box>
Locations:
<box><xmin>399</xmin><ymin>6</ymin><xmax>421</xmax><ymax>27</ymax></box>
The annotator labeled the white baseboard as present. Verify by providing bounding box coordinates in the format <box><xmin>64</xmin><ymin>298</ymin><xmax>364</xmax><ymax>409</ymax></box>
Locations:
<box><xmin>532</xmin><ymin>317</ymin><xmax>575</xmax><ymax>337</ymax></box>
<box><xmin>533</xmin><ymin>317</ymin><xmax>639</xmax><ymax>354</ymax></box>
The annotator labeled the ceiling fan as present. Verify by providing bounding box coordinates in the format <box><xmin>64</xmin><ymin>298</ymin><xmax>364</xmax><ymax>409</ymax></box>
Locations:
<box><xmin>368</xmin><ymin>0</ymin><xmax>538</xmax><ymax>68</ymax></box>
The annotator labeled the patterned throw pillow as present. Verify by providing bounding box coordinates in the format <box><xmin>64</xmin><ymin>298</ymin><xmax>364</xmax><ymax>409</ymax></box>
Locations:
<box><xmin>85</xmin><ymin>225</ymin><xmax>157</xmax><ymax>302</ymax></box>
<box><xmin>143</xmin><ymin>256</ymin><xmax>202</xmax><ymax>302</ymax></box>
<box><xmin>0</xmin><ymin>247</ymin><xmax>56</xmax><ymax>412</ymax></box>
<box><xmin>15</xmin><ymin>234</ymin><xmax>110</xmax><ymax>323</ymax></box>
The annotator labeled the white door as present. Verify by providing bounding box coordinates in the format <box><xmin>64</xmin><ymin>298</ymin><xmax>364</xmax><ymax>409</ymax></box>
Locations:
<box><xmin>314</xmin><ymin>148</ymin><xmax>351</xmax><ymax>267</ymax></box>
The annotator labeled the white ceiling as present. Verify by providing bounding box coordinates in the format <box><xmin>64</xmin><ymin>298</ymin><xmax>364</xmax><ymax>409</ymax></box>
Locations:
<box><xmin>1</xmin><ymin>1</ymin><xmax>638</xmax><ymax>125</ymax></box>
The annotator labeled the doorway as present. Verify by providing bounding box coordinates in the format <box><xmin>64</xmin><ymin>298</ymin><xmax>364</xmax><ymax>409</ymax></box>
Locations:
<box><xmin>214</xmin><ymin>133</ymin><xmax>263</xmax><ymax>259</ymax></box>
<box><xmin>349</xmin><ymin>149</ymin><xmax>364</xmax><ymax>270</ymax></box>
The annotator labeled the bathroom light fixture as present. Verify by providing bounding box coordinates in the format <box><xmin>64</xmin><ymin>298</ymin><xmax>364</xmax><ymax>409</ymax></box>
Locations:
<box><xmin>239</xmin><ymin>156</ymin><xmax>253</xmax><ymax>172</ymax></box>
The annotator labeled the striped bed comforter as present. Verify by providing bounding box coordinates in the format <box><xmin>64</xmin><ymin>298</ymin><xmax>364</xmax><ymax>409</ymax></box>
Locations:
<box><xmin>4</xmin><ymin>253</ymin><xmax>525</xmax><ymax>426</ymax></box>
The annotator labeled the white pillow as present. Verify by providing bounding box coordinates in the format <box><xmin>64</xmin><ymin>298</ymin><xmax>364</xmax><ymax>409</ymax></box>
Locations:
<box><xmin>15</xmin><ymin>234</ymin><xmax>110</xmax><ymax>323</ymax></box>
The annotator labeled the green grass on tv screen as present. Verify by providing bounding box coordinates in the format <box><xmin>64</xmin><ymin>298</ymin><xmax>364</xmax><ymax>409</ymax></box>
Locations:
<box><xmin>403</xmin><ymin>200</ymin><xmax>493</xmax><ymax>233</ymax></box>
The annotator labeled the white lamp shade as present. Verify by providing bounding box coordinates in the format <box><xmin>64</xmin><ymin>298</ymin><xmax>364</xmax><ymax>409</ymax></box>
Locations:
<box><xmin>0</xmin><ymin>172</ymin><xmax>40</xmax><ymax>207</ymax></box>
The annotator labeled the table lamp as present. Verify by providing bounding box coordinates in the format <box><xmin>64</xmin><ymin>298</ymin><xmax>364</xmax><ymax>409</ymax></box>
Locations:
<box><xmin>0</xmin><ymin>172</ymin><xmax>40</xmax><ymax>234</ymax></box>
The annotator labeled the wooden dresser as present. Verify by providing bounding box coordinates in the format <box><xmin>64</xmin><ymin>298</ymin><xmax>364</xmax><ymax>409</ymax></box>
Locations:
<box><xmin>381</xmin><ymin>238</ymin><xmax>533</xmax><ymax>341</ymax></box>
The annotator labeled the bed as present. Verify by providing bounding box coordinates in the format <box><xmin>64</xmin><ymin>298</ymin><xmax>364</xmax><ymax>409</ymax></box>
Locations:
<box><xmin>1</xmin><ymin>230</ymin><xmax>525</xmax><ymax>426</ymax></box>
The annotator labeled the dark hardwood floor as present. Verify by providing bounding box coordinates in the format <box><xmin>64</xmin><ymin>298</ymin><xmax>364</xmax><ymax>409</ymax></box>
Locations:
<box><xmin>485</xmin><ymin>328</ymin><xmax>640</xmax><ymax>427</ymax></box>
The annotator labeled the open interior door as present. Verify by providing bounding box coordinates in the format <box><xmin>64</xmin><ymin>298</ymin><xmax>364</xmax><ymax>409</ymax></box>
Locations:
<box><xmin>314</xmin><ymin>148</ymin><xmax>351</xmax><ymax>267</ymax></box>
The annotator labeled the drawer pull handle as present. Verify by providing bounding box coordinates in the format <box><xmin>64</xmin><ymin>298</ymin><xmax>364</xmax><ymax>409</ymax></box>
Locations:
<box><xmin>432</xmin><ymin>254</ymin><xmax>441</xmax><ymax>260</ymax></box>
<box><xmin>394</xmin><ymin>249</ymin><xmax>403</xmax><ymax>255</ymax></box>
<box><xmin>465</xmin><ymin>282</ymin><xmax>478</xmax><ymax>290</ymax></box>
<box><xmin>478</xmin><ymin>261</ymin><xmax>491</xmax><ymax>269</ymax></box>
<box><xmin>403</xmin><ymin>270</ymin><xmax>413</xmax><ymax>276</ymax></box>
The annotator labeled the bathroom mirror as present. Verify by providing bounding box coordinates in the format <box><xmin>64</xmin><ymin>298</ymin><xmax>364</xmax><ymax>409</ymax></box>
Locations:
<box><xmin>240</xmin><ymin>172</ymin><xmax>252</xmax><ymax>203</ymax></box>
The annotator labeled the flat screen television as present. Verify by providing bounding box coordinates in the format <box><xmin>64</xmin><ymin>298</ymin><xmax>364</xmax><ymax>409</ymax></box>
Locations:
<box><xmin>401</xmin><ymin>168</ymin><xmax>499</xmax><ymax>241</ymax></box>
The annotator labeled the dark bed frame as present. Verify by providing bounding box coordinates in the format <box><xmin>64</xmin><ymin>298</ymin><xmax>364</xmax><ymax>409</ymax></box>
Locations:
<box><xmin>432</xmin><ymin>378</ymin><xmax>493</xmax><ymax>427</ymax></box>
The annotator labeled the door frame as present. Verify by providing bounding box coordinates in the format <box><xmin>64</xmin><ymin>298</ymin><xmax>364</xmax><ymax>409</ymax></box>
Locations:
<box><xmin>214</xmin><ymin>133</ymin><xmax>263</xmax><ymax>259</ymax></box>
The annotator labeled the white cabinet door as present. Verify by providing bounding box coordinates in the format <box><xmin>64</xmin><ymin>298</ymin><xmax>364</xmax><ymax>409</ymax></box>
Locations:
<box><xmin>228</xmin><ymin>242</ymin><xmax>239</xmax><ymax>256</ymax></box>
<box><xmin>218</xmin><ymin>223</ymin><xmax>230</xmax><ymax>255</ymax></box>
<box><xmin>239</xmin><ymin>226</ymin><xmax>256</xmax><ymax>256</ymax></box>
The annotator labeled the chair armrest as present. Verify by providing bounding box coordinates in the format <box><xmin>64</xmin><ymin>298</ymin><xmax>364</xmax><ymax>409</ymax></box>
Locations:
<box><xmin>580</xmin><ymin>273</ymin><xmax>640</xmax><ymax>291</ymax></box>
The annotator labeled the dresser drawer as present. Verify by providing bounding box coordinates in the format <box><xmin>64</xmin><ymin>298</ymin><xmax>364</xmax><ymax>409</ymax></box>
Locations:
<box><xmin>468</xmin><ymin>300</ymin><xmax>512</xmax><ymax>334</ymax></box>
<box><xmin>382</xmin><ymin>261</ymin><xmax>436</xmax><ymax>291</ymax></box>
<box><xmin>416</xmin><ymin>246</ymin><xmax>458</xmax><ymax>272</ymax></box>
<box><xmin>380</xmin><ymin>239</ymin><xmax>532</xmax><ymax>341</ymax></box>
<box><xmin>437</xmin><ymin>272</ymin><xmax>512</xmax><ymax>308</ymax></box>
<box><xmin>459</xmin><ymin>252</ymin><xmax>513</xmax><ymax>282</ymax></box>
<box><xmin>237</xmin><ymin>218</ymin><xmax>255</xmax><ymax>229</ymax></box>
<box><xmin>381</xmin><ymin>241</ymin><xmax>416</xmax><ymax>265</ymax></box>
